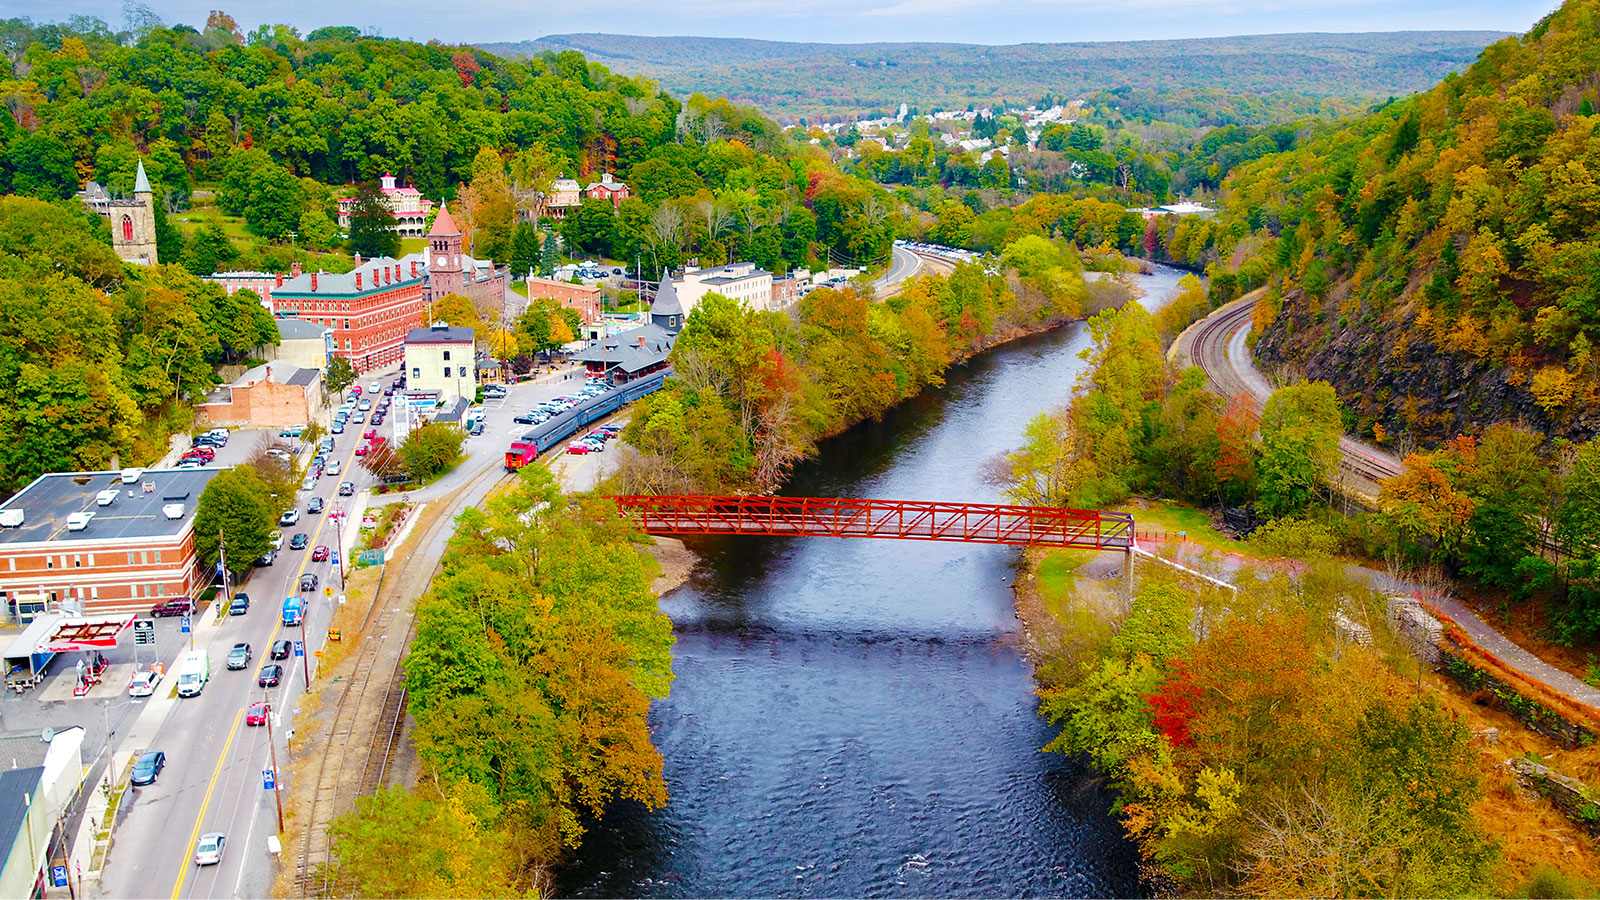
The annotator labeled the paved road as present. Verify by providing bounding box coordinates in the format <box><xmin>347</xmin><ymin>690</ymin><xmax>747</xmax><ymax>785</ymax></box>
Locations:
<box><xmin>88</xmin><ymin>364</ymin><xmax>639</xmax><ymax>898</ymax></box>
<box><xmin>1174</xmin><ymin>293</ymin><xmax>1402</xmax><ymax>500</ymax></box>
<box><xmin>872</xmin><ymin>244</ymin><xmax>923</xmax><ymax>297</ymax></box>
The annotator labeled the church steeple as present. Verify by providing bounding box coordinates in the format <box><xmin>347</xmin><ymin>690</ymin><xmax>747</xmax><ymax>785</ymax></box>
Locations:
<box><xmin>133</xmin><ymin>159</ymin><xmax>151</xmax><ymax>195</ymax></box>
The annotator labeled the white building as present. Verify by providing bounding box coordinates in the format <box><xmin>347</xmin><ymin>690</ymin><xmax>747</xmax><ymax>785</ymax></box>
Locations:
<box><xmin>403</xmin><ymin>324</ymin><xmax>476</xmax><ymax>407</ymax></box>
<box><xmin>672</xmin><ymin>262</ymin><xmax>776</xmax><ymax>314</ymax></box>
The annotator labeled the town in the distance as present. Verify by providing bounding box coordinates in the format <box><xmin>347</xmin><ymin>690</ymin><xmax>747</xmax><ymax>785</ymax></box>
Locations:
<box><xmin>0</xmin><ymin>3</ymin><xmax>1598</xmax><ymax>899</ymax></box>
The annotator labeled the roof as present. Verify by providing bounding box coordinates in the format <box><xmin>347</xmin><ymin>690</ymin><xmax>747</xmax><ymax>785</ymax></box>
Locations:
<box><xmin>428</xmin><ymin>203</ymin><xmax>461</xmax><ymax>237</ymax></box>
<box><xmin>274</xmin><ymin>317</ymin><xmax>331</xmax><ymax>341</ymax></box>
<box><xmin>405</xmin><ymin>324</ymin><xmax>474</xmax><ymax>345</ymax></box>
<box><xmin>571</xmin><ymin>323</ymin><xmax>678</xmax><ymax>373</ymax></box>
<box><xmin>134</xmin><ymin>159</ymin><xmax>150</xmax><ymax>194</ymax></box>
<box><xmin>0</xmin><ymin>467</ymin><xmax>221</xmax><ymax>547</ymax></box>
<box><xmin>285</xmin><ymin>368</ymin><xmax>320</xmax><ymax>387</ymax></box>
<box><xmin>0</xmin><ymin>766</ymin><xmax>43</xmax><ymax>858</ymax></box>
<box><xmin>651</xmin><ymin>277</ymin><xmax>684</xmax><ymax>318</ymax></box>
<box><xmin>274</xmin><ymin>257</ymin><xmax>422</xmax><ymax>298</ymax></box>
<box><xmin>0</xmin><ymin>730</ymin><xmax>56</xmax><ymax>771</ymax></box>
<box><xmin>433</xmin><ymin>397</ymin><xmax>470</xmax><ymax>424</ymax></box>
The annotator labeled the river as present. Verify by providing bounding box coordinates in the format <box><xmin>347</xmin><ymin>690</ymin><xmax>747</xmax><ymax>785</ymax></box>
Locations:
<box><xmin>561</xmin><ymin>265</ymin><xmax>1188</xmax><ymax>898</ymax></box>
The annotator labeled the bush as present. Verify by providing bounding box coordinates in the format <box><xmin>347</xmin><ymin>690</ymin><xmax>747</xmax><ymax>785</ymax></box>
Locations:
<box><xmin>398</xmin><ymin>422</ymin><xmax>464</xmax><ymax>482</ymax></box>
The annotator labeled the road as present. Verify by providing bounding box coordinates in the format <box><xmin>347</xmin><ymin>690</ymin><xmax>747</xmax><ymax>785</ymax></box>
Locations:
<box><xmin>872</xmin><ymin>243</ymin><xmax>923</xmax><ymax>296</ymax></box>
<box><xmin>1174</xmin><ymin>293</ymin><xmax>1402</xmax><ymax>501</ymax></box>
<box><xmin>86</xmin><ymin>364</ymin><xmax>636</xmax><ymax>899</ymax></box>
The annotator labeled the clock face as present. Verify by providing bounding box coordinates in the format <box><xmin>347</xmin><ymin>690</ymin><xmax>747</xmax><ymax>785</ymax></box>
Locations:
<box><xmin>436</xmin><ymin>255</ymin><xmax>446</xmax><ymax>267</ymax></box>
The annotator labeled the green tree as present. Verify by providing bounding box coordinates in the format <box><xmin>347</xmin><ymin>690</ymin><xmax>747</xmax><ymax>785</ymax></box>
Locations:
<box><xmin>325</xmin><ymin>355</ymin><xmax>357</xmax><ymax>395</ymax></box>
<box><xmin>192</xmin><ymin>466</ymin><xmax>276</xmax><ymax>581</ymax></box>
<box><xmin>399</xmin><ymin>421</ymin><xmax>464</xmax><ymax>481</ymax></box>
<box><xmin>217</xmin><ymin>149</ymin><xmax>274</xmax><ymax>217</ymax></box>
<box><xmin>297</xmin><ymin>204</ymin><xmax>340</xmax><ymax>251</ymax></box>
<box><xmin>182</xmin><ymin>221</ymin><xmax>238</xmax><ymax>276</ymax></box>
<box><xmin>1257</xmin><ymin>382</ymin><xmax>1342</xmax><ymax>517</ymax></box>
<box><xmin>509</xmin><ymin>221</ymin><xmax>539</xmax><ymax>278</ymax></box>
<box><xmin>245</xmin><ymin>165</ymin><xmax>305</xmax><ymax>240</ymax></box>
<box><xmin>347</xmin><ymin>181</ymin><xmax>400</xmax><ymax>259</ymax></box>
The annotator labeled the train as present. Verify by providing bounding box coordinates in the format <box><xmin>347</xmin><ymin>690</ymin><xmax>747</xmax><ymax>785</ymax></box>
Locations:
<box><xmin>504</xmin><ymin>369</ymin><xmax>673</xmax><ymax>471</ymax></box>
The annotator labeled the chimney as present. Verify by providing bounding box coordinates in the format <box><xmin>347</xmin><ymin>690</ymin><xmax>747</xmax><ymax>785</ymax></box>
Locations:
<box><xmin>291</xmin><ymin>260</ymin><xmax>303</xmax><ymax>277</ymax></box>
<box><xmin>310</xmin><ymin>273</ymin><xmax>319</xmax><ymax>291</ymax></box>
<box><xmin>637</xmin><ymin>336</ymin><xmax>645</xmax><ymax>347</ymax></box>
<box><xmin>410</xmin><ymin>261</ymin><xmax>418</xmax><ymax>278</ymax></box>
<box><xmin>355</xmin><ymin>272</ymin><xmax>363</xmax><ymax>290</ymax></box>
<box><xmin>384</xmin><ymin>266</ymin><xmax>391</xmax><ymax>285</ymax></box>
<box><xmin>352</xmin><ymin>253</ymin><xmax>362</xmax><ymax>267</ymax></box>
<box><xmin>275</xmin><ymin>273</ymin><xmax>283</xmax><ymax>288</ymax></box>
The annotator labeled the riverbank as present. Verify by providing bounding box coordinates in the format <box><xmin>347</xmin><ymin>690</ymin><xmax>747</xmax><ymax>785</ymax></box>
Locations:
<box><xmin>1013</xmin><ymin>528</ymin><xmax>1600</xmax><ymax>896</ymax></box>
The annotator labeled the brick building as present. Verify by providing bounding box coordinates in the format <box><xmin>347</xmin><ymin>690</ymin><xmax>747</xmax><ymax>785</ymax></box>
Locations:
<box><xmin>521</xmin><ymin>276</ymin><xmax>601</xmax><ymax>324</ymax></box>
<box><xmin>399</xmin><ymin>203</ymin><xmax>509</xmax><ymax>329</ymax></box>
<box><xmin>196</xmin><ymin>363</ymin><xmax>323</xmax><ymax>429</ymax></box>
<box><xmin>202</xmin><ymin>261</ymin><xmax>303</xmax><ymax>311</ymax></box>
<box><xmin>585</xmin><ymin>173</ymin><xmax>631</xmax><ymax>209</ymax></box>
<box><xmin>271</xmin><ymin>257</ymin><xmax>429</xmax><ymax>373</ymax></box>
<box><xmin>0</xmin><ymin>468</ymin><xmax>221</xmax><ymax>618</ymax></box>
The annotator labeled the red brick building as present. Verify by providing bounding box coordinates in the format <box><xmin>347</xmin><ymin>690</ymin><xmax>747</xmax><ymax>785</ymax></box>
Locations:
<box><xmin>196</xmin><ymin>363</ymin><xmax>323</xmax><ymax>429</ymax></box>
<box><xmin>585</xmin><ymin>173</ymin><xmax>631</xmax><ymax>209</ymax></box>
<box><xmin>521</xmin><ymin>276</ymin><xmax>602</xmax><ymax>323</ymax></box>
<box><xmin>272</xmin><ymin>257</ymin><xmax>430</xmax><ymax>372</ymax></box>
<box><xmin>0</xmin><ymin>468</ymin><xmax>221</xmax><ymax>619</ymax></box>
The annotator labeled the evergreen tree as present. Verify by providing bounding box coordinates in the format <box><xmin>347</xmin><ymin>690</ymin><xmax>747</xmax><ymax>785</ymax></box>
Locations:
<box><xmin>509</xmin><ymin>222</ymin><xmax>539</xmax><ymax>278</ymax></box>
<box><xmin>347</xmin><ymin>181</ymin><xmax>400</xmax><ymax>258</ymax></box>
<box><xmin>540</xmin><ymin>230</ymin><xmax>560</xmax><ymax>276</ymax></box>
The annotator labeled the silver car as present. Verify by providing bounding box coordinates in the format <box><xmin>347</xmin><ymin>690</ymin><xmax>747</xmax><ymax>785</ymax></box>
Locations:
<box><xmin>194</xmin><ymin>832</ymin><xmax>225</xmax><ymax>866</ymax></box>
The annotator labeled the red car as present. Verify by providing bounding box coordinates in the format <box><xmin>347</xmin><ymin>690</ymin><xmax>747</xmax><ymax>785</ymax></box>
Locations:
<box><xmin>245</xmin><ymin>701</ymin><xmax>269</xmax><ymax>726</ymax></box>
<box><xmin>351</xmin><ymin>385</ymin><xmax>362</xmax><ymax>396</ymax></box>
<box><xmin>311</xmin><ymin>545</ymin><xmax>330</xmax><ymax>562</ymax></box>
<box><xmin>354</xmin><ymin>445</ymin><xmax>368</xmax><ymax>456</ymax></box>
<box><xmin>363</xmin><ymin>429</ymin><xmax>377</xmax><ymax>440</ymax></box>
<box><xmin>565</xmin><ymin>442</ymin><xmax>591</xmax><ymax>454</ymax></box>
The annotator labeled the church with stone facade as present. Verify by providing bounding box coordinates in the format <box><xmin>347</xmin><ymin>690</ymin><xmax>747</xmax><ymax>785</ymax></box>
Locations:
<box><xmin>80</xmin><ymin>159</ymin><xmax>158</xmax><ymax>266</ymax></box>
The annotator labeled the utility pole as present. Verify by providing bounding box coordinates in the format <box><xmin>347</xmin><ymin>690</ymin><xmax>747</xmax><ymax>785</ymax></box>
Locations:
<box><xmin>333</xmin><ymin>509</ymin><xmax>346</xmax><ymax>589</ymax></box>
<box><xmin>216</xmin><ymin>527</ymin><xmax>228</xmax><ymax>626</ymax></box>
<box><xmin>263</xmin><ymin>691</ymin><xmax>285</xmax><ymax>832</ymax></box>
<box><xmin>301</xmin><ymin>616</ymin><xmax>311</xmax><ymax>687</ymax></box>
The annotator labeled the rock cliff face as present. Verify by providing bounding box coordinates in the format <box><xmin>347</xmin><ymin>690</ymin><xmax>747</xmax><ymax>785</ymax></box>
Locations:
<box><xmin>1255</xmin><ymin>290</ymin><xmax>1600</xmax><ymax>447</ymax></box>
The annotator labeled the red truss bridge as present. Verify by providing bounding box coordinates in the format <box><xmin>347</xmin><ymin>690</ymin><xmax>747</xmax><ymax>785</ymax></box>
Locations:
<box><xmin>607</xmin><ymin>495</ymin><xmax>1135</xmax><ymax>549</ymax></box>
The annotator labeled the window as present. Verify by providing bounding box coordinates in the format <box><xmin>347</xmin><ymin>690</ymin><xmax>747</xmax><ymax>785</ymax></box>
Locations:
<box><xmin>443</xmin><ymin>366</ymin><xmax>451</xmax><ymax>377</ymax></box>
<box><xmin>153</xmin><ymin>549</ymin><xmax>162</xmax><ymax>563</ymax></box>
<box><xmin>127</xmin><ymin>551</ymin><xmax>136</xmax><ymax>565</ymax></box>
<box><xmin>45</xmin><ymin>556</ymin><xmax>53</xmax><ymax>569</ymax></box>
<box><xmin>121</xmin><ymin>214</ymin><xmax>133</xmax><ymax>241</ymax></box>
<box><xmin>443</xmin><ymin>350</ymin><xmax>451</xmax><ymax>361</ymax></box>
<box><xmin>412</xmin><ymin>367</ymin><xmax>420</xmax><ymax>379</ymax></box>
<box><xmin>73</xmin><ymin>555</ymin><xmax>81</xmax><ymax>568</ymax></box>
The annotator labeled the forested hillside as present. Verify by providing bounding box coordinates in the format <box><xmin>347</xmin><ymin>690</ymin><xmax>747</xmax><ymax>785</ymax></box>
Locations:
<box><xmin>0</xmin><ymin>14</ymin><xmax>906</xmax><ymax>488</ymax></box>
<box><xmin>484</xmin><ymin>31</ymin><xmax>1507</xmax><ymax>122</ymax></box>
<box><xmin>1169</xmin><ymin>0</ymin><xmax>1600</xmax><ymax>446</ymax></box>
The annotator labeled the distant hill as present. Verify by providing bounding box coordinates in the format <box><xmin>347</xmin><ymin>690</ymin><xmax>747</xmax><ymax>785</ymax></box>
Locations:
<box><xmin>480</xmin><ymin>31</ymin><xmax>1510</xmax><ymax>121</ymax></box>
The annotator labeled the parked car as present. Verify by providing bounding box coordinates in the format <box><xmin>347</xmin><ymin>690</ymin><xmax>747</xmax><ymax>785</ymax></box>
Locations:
<box><xmin>258</xmin><ymin>664</ymin><xmax>283</xmax><ymax>687</ymax></box>
<box><xmin>353</xmin><ymin>412</ymin><xmax>366</xmax><ymax>424</ymax></box>
<box><xmin>363</xmin><ymin>429</ymin><xmax>378</xmax><ymax>440</ymax></box>
<box><xmin>128</xmin><ymin>671</ymin><xmax>157</xmax><ymax>697</ymax></box>
<box><xmin>513</xmin><ymin>411</ymin><xmax>541</xmax><ymax>425</ymax></box>
<box><xmin>311</xmin><ymin>545</ymin><xmax>330</xmax><ymax>562</ymax></box>
<box><xmin>289</xmin><ymin>533</ymin><xmax>309</xmax><ymax>550</ymax></box>
<box><xmin>151</xmin><ymin>597</ymin><xmax>192</xmax><ymax>618</ymax></box>
<box><xmin>228</xmin><ymin>593</ymin><xmax>249</xmax><ymax>616</ymax></box>
<box><xmin>270</xmin><ymin>532</ymin><xmax>283</xmax><ymax>550</ymax></box>
<box><xmin>270</xmin><ymin>640</ymin><xmax>292</xmax><ymax>660</ymax></box>
<box><xmin>466</xmin><ymin>419</ymin><xmax>484</xmax><ymax>436</ymax></box>
<box><xmin>193</xmin><ymin>833</ymin><xmax>225</xmax><ymax>866</ymax></box>
<box><xmin>256</xmin><ymin>550</ymin><xmax>276</xmax><ymax>567</ymax></box>
<box><xmin>245</xmin><ymin>701</ymin><xmax>269</xmax><ymax>726</ymax></box>
<box><xmin>226</xmin><ymin>642</ymin><xmax>251</xmax><ymax>670</ymax></box>
<box><xmin>278</xmin><ymin>508</ymin><xmax>300</xmax><ymax>526</ymax></box>
<box><xmin>370</xmin><ymin>414</ymin><xmax>384</xmax><ymax>426</ymax></box>
<box><xmin>565</xmin><ymin>442</ymin><xmax>592</xmax><ymax>455</ymax></box>
<box><xmin>358</xmin><ymin>399</ymin><xmax>372</xmax><ymax>411</ymax></box>
<box><xmin>131</xmin><ymin>749</ymin><xmax>166</xmax><ymax>786</ymax></box>
<box><xmin>300</xmin><ymin>573</ymin><xmax>318</xmax><ymax>592</ymax></box>
<box><xmin>354</xmin><ymin>445</ymin><xmax>369</xmax><ymax>456</ymax></box>
<box><xmin>338</xmin><ymin>481</ymin><xmax>355</xmax><ymax>496</ymax></box>
<box><xmin>331</xmin><ymin>421</ymin><xmax>345</xmax><ymax>434</ymax></box>
<box><xmin>301</xmin><ymin>475</ymin><xmax>316</xmax><ymax>491</ymax></box>
<box><xmin>307</xmin><ymin>497</ymin><xmax>324</xmax><ymax>514</ymax></box>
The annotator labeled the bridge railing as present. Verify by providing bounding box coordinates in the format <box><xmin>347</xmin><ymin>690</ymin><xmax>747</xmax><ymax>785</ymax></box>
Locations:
<box><xmin>608</xmin><ymin>495</ymin><xmax>1134</xmax><ymax>550</ymax></box>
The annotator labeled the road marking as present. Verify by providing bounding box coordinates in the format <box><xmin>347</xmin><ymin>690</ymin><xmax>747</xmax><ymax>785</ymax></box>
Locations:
<box><xmin>169</xmin><ymin>427</ymin><xmax>366</xmax><ymax>893</ymax></box>
<box><xmin>170</xmin><ymin>708</ymin><xmax>244</xmax><ymax>898</ymax></box>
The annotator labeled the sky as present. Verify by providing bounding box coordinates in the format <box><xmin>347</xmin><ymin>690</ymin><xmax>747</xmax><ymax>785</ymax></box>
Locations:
<box><xmin>18</xmin><ymin>0</ymin><xmax>1563</xmax><ymax>45</ymax></box>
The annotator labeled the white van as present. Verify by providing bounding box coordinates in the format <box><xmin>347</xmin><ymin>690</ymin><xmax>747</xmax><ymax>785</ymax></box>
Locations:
<box><xmin>174</xmin><ymin>650</ymin><xmax>210</xmax><ymax>697</ymax></box>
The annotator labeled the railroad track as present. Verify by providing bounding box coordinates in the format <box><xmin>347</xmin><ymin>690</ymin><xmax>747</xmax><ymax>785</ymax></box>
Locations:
<box><xmin>1186</xmin><ymin>297</ymin><xmax>1403</xmax><ymax>496</ymax></box>
<box><xmin>292</xmin><ymin>468</ymin><xmax>515</xmax><ymax>897</ymax></box>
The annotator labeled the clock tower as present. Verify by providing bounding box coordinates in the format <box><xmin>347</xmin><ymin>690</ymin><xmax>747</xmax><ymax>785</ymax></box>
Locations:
<box><xmin>426</xmin><ymin>202</ymin><xmax>464</xmax><ymax>301</ymax></box>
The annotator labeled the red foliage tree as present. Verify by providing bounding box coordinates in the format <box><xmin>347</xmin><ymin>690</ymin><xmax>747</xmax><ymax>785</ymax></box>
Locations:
<box><xmin>1145</xmin><ymin>661</ymin><xmax>1201</xmax><ymax>749</ymax></box>
<box><xmin>451</xmin><ymin>51</ymin><xmax>480</xmax><ymax>87</ymax></box>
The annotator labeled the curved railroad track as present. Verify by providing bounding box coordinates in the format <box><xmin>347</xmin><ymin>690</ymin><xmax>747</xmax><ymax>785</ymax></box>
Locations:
<box><xmin>292</xmin><ymin>466</ymin><xmax>516</xmax><ymax>897</ymax></box>
<box><xmin>1184</xmin><ymin>296</ymin><xmax>1403</xmax><ymax>500</ymax></box>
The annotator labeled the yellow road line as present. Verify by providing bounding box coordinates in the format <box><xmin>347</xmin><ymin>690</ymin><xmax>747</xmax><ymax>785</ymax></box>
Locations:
<box><xmin>168</xmin><ymin>431</ymin><xmax>364</xmax><ymax>894</ymax></box>
<box><xmin>169</xmin><ymin>708</ymin><xmax>244</xmax><ymax>898</ymax></box>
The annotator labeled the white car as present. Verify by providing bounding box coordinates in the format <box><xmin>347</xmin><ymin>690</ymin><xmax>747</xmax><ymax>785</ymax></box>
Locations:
<box><xmin>301</xmin><ymin>475</ymin><xmax>316</xmax><ymax>491</ymax></box>
<box><xmin>194</xmin><ymin>832</ymin><xmax>225</xmax><ymax>866</ymax></box>
<box><xmin>128</xmin><ymin>671</ymin><xmax>157</xmax><ymax>697</ymax></box>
